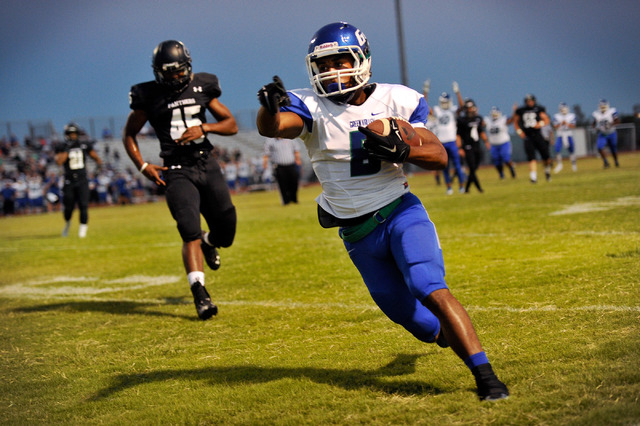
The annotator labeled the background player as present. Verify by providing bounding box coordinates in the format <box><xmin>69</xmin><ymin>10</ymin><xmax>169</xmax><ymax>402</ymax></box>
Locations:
<box><xmin>54</xmin><ymin>123</ymin><xmax>102</xmax><ymax>238</ymax></box>
<box><xmin>457</xmin><ymin>99</ymin><xmax>489</xmax><ymax>193</ymax></box>
<box><xmin>426</xmin><ymin>83</ymin><xmax>466</xmax><ymax>195</ymax></box>
<box><xmin>123</xmin><ymin>40</ymin><xmax>238</xmax><ymax>320</ymax></box>
<box><xmin>552</xmin><ymin>103</ymin><xmax>577</xmax><ymax>173</ymax></box>
<box><xmin>485</xmin><ymin>106</ymin><xmax>516</xmax><ymax>179</ymax></box>
<box><xmin>256</xmin><ymin>22</ymin><xmax>508</xmax><ymax>401</ymax></box>
<box><xmin>592</xmin><ymin>99</ymin><xmax>620</xmax><ymax>168</ymax></box>
<box><xmin>513</xmin><ymin>94</ymin><xmax>552</xmax><ymax>183</ymax></box>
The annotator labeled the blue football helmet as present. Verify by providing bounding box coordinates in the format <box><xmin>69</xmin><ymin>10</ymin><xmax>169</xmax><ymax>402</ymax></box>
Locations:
<box><xmin>598</xmin><ymin>99</ymin><xmax>609</xmax><ymax>112</ymax></box>
<box><xmin>152</xmin><ymin>40</ymin><xmax>192</xmax><ymax>93</ymax></box>
<box><xmin>305</xmin><ymin>22</ymin><xmax>371</xmax><ymax>104</ymax></box>
<box><xmin>559</xmin><ymin>102</ymin><xmax>569</xmax><ymax>114</ymax></box>
<box><xmin>439</xmin><ymin>92</ymin><xmax>452</xmax><ymax>109</ymax></box>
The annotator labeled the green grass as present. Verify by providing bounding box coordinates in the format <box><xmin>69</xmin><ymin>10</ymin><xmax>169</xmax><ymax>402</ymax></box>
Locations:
<box><xmin>1</xmin><ymin>153</ymin><xmax>639</xmax><ymax>425</ymax></box>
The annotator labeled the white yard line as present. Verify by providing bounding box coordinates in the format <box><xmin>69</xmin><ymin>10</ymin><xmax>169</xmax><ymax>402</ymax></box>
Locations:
<box><xmin>0</xmin><ymin>275</ymin><xmax>637</xmax><ymax>312</ymax></box>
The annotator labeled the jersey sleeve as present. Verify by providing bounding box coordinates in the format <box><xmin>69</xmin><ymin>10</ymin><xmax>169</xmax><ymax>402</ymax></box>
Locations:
<box><xmin>129</xmin><ymin>82</ymin><xmax>149</xmax><ymax>111</ymax></box>
<box><xmin>408</xmin><ymin>96</ymin><xmax>429</xmax><ymax>128</ymax></box>
<box><xmin>281</xmin><ymin>91</ymin><xmax>313</xmax><ymax>134</ymax></box>
<box><xmin>197</xmin><ymin>73</ymin><xmax>222</xmax><ymax>99</ymax></box>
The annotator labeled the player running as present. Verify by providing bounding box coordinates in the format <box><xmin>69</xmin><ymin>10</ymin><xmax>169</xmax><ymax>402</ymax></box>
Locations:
<box><xmin>256</xmin><ymin>22</ymin><xmax>509</xmax><ymax>401</ymax></box>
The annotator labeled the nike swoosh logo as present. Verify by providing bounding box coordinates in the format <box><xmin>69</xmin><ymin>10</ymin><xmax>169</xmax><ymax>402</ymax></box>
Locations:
<box><xmin>379</xmin><ymin>145</ymin><xmax>397</xmax><ymax>153</ymax></box>
<box><xmin>371</xmin><ymin>112</ymin><xmax>384</xmax><ymax>116</ymax></box>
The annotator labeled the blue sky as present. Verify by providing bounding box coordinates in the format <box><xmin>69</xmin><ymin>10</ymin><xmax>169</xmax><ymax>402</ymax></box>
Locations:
<box><xmin>1</xmin><ymin>0</ymin><xmax>638</xmax><ymax>136</ymax></box>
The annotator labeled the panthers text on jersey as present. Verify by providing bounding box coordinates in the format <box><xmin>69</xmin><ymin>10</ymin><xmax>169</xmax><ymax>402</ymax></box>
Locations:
<box><xmin>592</xmin><ymin>108</ymin><xmax>618</xmax><ymax>135</ymax></box>
<box><xmin>431</xmin><ymin>105</ymin><xmax>458</xmax><ymax>143</ymax></box>
<box><xmin>128</xmin><ymin>73</ymin><xmax>221</xmax><ymax>158</ymax></box>
<box><xmin>515</xmin><ymin>104</ymin><xmax>547</xmax><ymax>136</ymax></box>
<box><xmin>484</xmin><ymin>115</ymin><xmax>510</xmax><ymax>145</ymax></box>
<box><xmin>282</xmin><ymin>83</ymin><xmax>429</xmax><ymax>219</ymax></box>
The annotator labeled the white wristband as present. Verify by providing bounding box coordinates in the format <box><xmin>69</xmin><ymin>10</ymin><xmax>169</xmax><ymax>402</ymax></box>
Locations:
<box><xmin>139</xmin><ymin>162</ymin><xmax>149</xmax><ymax>173</ymax></box>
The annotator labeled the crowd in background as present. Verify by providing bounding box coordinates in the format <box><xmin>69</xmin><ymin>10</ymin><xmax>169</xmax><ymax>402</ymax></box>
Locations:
<box><xmin>0</xmin><ymin>134</ymin><xmax>270</xmax><ymax>217</ymax></box>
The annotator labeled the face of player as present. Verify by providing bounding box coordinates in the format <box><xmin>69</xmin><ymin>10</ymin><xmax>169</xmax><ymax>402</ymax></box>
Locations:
<box><xmin>67</xmin><ymin>132</ymin><xmax>79</xmax><ymax>141</ymax></box>
<box><xmin>526</xmin><ymin>99</ymin><xmax>536</xmax><ymax>107</ymax></box>
<box><xmin>315</xmin><ymin>54</ymin><xmax>356</xmax><ymax>90</ymax></box>
<box><xmin>162</xmin><ymin>69</ymin><xmax>189</xmax><ymax>84</ymax></box>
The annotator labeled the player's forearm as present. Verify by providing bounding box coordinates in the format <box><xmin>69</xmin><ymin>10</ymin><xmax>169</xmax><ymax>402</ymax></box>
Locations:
<box><xmin>406</xmin><ymin>129</ymin><xmax>447</xmax><ymax>170</ymax></box>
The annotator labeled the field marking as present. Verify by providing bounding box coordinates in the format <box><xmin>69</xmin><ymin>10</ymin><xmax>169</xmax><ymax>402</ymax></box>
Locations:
<box><xmin>550</xmin><ymin>195</ymin><xmax>640</xmax><ymax>216</ymax></box>
<box><xmin>0</xmin><ymin>275</ymin><xmax>638</xmax><ymax>313</ymax></box>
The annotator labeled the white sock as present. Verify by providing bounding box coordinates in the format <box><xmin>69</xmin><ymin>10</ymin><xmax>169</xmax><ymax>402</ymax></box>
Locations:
<box><xmin>188</xmin><ymin>271</ymin><xmax>205</xmax><ymax>287</ymax></box>
<box><xmin>530</xmin><ymin>171</ymin><xmax>537</xmax><ymax>181</ymax></box>
<box><xmin>78</xmin><ymin>224</ymin><xmax>88</xmax><ymax>238</ymax></box>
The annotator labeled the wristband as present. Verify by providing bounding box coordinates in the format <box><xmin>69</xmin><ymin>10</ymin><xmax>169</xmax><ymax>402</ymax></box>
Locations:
<box><xmin>139</xmin><ymin>162</ymin><xmax>149</xmax><ymax>173</ymax></box>
<box><xmin>516</xmin><ymin>129</ymin><xmax>524</xmax><ymax>136</ymax></box>
<box><xmin>538</xmin><ymin>121</ymin><xmax>545</xmax><ymax>128</ymax></box>
<box><xmin>200</xmin><ymin>124</ymin><xmax>206</xmax><ymax>135</ymax></box>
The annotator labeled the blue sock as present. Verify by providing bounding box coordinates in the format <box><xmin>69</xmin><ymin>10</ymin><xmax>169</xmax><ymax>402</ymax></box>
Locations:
<box><xmin>464</xmin><ymin>352</ymin><xmax>489</xmax><ymax>370</ymax></box>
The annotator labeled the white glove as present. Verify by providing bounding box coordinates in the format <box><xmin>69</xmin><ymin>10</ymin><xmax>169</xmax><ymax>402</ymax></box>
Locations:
<box><xmin>452</xmin><ymin>81</ymin><xmax>459</xmax><ymax>93</ymax></box>
<box><xmin>423</xmin><ymin>79</ymin><xmax>431</xmax><ymax>93</ymax></box>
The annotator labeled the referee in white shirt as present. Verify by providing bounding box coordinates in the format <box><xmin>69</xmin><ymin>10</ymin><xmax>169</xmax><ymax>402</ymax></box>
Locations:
<box><xmin>263</xmin><ymin>137</ymin><xmax>302</xmax><ymax>205</ymax></box>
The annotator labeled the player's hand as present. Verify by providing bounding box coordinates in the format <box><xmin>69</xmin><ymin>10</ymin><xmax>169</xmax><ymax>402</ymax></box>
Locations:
<box><xmin>452</xmin><ymin>81</ymin><xmax>460</xmax><ymax>93</ymax></box>
<box><xmin>423</xmin><ymin>79</ymin><xmax>430</xmax><ymax>93</ymax></box>
<box><xmin>175</xmin><ymin>125</ymin><xmax>205</xmax><ymax>145</ymax></box>
<box><xmin>359</xmin><ymin>118</ymin><xmax>410</xmax><ymax>163</ymax></box>
<box><xmin>258</xmin><ymin>75</ymin><xmax>291</xmax><ymax>115</ymax></box>
<box><xmin>140</xmin><ymin>163</ymin><xmax>167</xmax><ymax>187</ymax></box>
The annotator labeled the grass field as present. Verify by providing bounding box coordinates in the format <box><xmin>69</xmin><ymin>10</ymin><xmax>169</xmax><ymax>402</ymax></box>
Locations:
<box><xmin>1</xmin><ymin>152</ymin><xmax>639</xmax><ymax>425</ymax></box>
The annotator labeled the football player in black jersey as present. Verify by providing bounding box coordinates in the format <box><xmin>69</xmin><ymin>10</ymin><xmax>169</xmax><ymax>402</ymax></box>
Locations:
<box><xmin>123</xmin><ymin>40</ymin><xmax>238</xmax><ymax>320</ymax></box>
<box><xmin>456</xmin><ymin>99</ymin><xmax>489</xmax><ymax>193</ymax></box>
<box><xmin>513</xmin><ymin>94</ymin><xmax>552</xmax><ymax>183</ymax></box>
<box><xmin>55</xmin><ymin>123</ymin><xmax>103</xmax><ymax>238</ymax></box>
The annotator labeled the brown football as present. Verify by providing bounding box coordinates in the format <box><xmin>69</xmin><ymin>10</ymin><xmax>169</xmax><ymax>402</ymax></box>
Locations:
<box><xmin>366</xmin><ymin>117</ymin><xmax>422</xmax><ymax>146</ymax></box>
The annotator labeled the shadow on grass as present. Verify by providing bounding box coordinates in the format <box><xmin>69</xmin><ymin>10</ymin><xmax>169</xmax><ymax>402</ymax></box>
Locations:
<box><xmin>89</xmin><ymin>353</ymin><xmax>444</xmax><ymax>399</ymax></box>
<box><xmin>14</xmin><ymin>300</ymin><xmax>195</xmax><ymax>320</ymax></box>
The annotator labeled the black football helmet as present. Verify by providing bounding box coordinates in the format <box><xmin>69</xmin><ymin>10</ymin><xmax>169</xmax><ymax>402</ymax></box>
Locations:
<box><xmin>152</xmin><ymin>40</ymin><xmax>193</xmax><ymax>92</ymax></box>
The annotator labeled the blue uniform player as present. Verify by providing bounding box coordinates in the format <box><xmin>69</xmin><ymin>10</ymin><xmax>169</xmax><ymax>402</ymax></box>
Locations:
<box><xmin>592</xmin><ymin>99</ymin><xmax>620</xmax><ymax>168</ymax></box>
<box><xmin>256</xmin><ymin>22</ymin><xmax>508</xmax><ymax>401</ymax></box>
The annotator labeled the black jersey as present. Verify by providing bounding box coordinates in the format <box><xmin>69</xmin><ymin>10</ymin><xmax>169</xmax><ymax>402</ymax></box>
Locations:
<box><xmin>456</xmin><ymin>115</ymin><xmax>485</xmax><ymax>146</ymax></box>
<box><xmin>55</xmin><ymin>140</ymin><xmax>96</xmax><ymax>182</ymax></box>
<box><xmin>515</xmin><ymin>104</ymin><xmax>546</xmax><ymax>136</ymax></box>
<box><xmin>129</xmin><ymin>72</ymin><xmax>222</xmax><ymax>159</ymax></box>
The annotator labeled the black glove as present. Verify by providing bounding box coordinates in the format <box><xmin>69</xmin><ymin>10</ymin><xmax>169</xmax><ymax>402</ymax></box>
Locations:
<box><xmin>358</xmin><ymin>118</ymin><xmax>411</xmax><ymax>163</ymax></box>
<box><xmin>257</xmin><ymin>75</ymin><xmax>291</xmax><ymax>115</ymax></box>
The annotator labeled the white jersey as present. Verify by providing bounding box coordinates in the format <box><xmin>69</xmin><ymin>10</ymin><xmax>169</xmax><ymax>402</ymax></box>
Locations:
<box><xmin>286</xmin><ymin>83</ymin><xmax>428</xmax><ymax>219</ymax></box>
<box><xmin>592</xmin><ymin>108</ymin><xmax>618</xmax><ymax>135</ymax></box>
<box><xmin>484</xmin><ymin>116</ymin><xmax>511</xmax><ymax>145</ymax></box>
<box><xmin>553</xmin><ymin>112</ymin><xmax>576</xmax><ymax>138</ymax></box>
<box><xmin>431</xmin><ymin>105</ymin><xmax>458</xmax><ymax>143</ymax></box>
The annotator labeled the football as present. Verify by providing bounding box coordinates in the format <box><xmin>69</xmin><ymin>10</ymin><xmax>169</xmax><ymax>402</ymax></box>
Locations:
<box><xmin>366</xmin><ymin>117</ymin><xmax>422</xmax><ymax>146</ymax></box>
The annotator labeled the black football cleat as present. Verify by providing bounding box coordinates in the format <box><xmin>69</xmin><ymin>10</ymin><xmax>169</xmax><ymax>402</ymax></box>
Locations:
<box><xmin>472</xmin><ymin>364</ymin><xmax>509</xmax><ymax>401</ymax></box>
<box><xmin>201</xmin><ymin>239</ymin><xmax>221</xmax><ymax>271</ymax></box>
<box><xmin>190</xmin><ymin>281</ymin><xmax>218</xmax><ymax>320</ymax></box>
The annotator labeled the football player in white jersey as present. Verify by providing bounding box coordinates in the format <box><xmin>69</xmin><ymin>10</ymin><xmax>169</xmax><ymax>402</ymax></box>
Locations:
<box><xmin>484</xmin><ymin>107</ymin><xmax>516</xmax><ymax>179</ymax></box>
<box><xmin>552</xmin><ymin>103</ymin><xmax>577</xmax><ymax>173</ymax></box>
<box><xmin>592</xmin><ymin>99</ymin><xmax>620</xmax><ymax>168</ymax></box>
<box><xmin>257</xmin><ymin>22</ymin><xmax>508</xmax><ymax>401</ymax></box>
<box><xmin>424</xmin><ymin>81</ymin><xmax>466</xmax><ymax>194</ymax></box>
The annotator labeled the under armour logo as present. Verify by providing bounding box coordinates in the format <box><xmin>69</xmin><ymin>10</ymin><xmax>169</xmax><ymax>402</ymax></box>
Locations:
<box><xmin>193</xmin><ymin>86</ymin><xmax>203</xmax><ymax>92</ymax></box>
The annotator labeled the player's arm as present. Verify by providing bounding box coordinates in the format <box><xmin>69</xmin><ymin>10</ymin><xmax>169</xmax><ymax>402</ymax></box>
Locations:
<box><xmin>257</xmin><ymin>109</ymin><xmax>304</xmax><ymax>139</ymax></box>
<box><xmin>537</xmin><ymin>111</ymin><xmax>551</xmax><ymax>128</ymax></box>
<box><xmin>479</xmin><ymin>121</ymin><xmax>490</xmax><ymax>150</ymax></box>
<box><xmin>512</xmin><ymin>112</ymin><xmax>524</xmax><ymax>138</ymax></box>
<box><xmin>123</xmin><ymin>109</ymin><xmax>167</xmax><ymax>186</ymax></box>
<box><xmin>256</xmin><ymin>76</ymin><xmax>304</xmax><ymax>139</ymax></box>
<box><xmin>407</xmin><ymin>127</ymin><xmax>448</xmax><ymax>170</ymax></box>
<box><xmin>175</xmin><ymin>98</ymin><xmax>238</xmax><ymax>145</ymax></box>
<box><xmin>54</xmin><ymin>147</ymin><xmax>68</xmax><ymax>166</ymax></box>
<box><xmin>452</xmin><ymin>81</ymin><xmax>463</xmax><ymax>107</ymax></box>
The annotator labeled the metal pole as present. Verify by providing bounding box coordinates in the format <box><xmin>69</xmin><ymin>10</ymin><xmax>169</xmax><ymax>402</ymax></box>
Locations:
<box><xmin>395</xmin><ymin>0</ymin><xmax>409</xmax><ymax>86</ymax></box>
